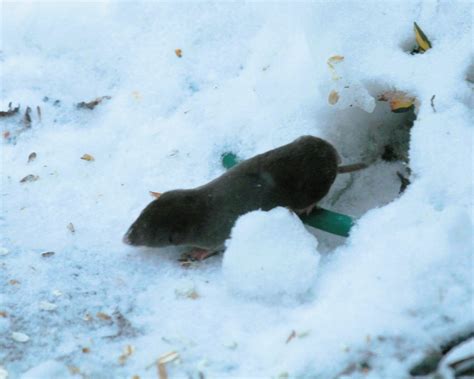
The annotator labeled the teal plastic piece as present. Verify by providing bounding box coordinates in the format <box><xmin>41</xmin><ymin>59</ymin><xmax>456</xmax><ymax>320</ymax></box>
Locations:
<box><xmin>299</xmin><ymin>208</ymin><xmax>354</xmax><ymax>237</ymax></box>
<box><xmin>221</xmin><ymin>152</ymin><xmax>239</xmax><ymax>170</ymax></box>
<box><xmin>221</xmin><ymin>151</ymin><xmax>355</xmax><ymax>237</ymax></box>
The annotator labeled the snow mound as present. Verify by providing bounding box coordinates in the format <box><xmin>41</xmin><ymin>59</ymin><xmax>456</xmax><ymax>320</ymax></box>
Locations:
<box><xmin>223</xmin><ymin>207</ymin><xmax>320</xmax><ymax>301</ymax></box>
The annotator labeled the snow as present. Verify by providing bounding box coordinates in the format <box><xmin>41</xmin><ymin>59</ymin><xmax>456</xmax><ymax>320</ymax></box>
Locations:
<box><xmin>1</xmin><ymin>1</ymin><xmax>473</xmax><ymax>378</ymax></box>
<box><xmin>223</xmin><ymin>207</ymin><xmax>320</xmax><ymax>301</ymax></box>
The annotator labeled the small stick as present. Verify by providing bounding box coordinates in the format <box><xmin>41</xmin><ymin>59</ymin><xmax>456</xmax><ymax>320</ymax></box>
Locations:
<box><xmin>36</xmin><ymin>106</ymin><xmax>42</xmax><ymax>122</ymax></box>
<box><xmin>338</xmin><ymin>163</ymin><xmax>368</xmax><ymax>174</ymax></box>
<box><xmin>430</xmin><ymin>95</ymin><xmax>437</xmax><ymax>113</ymax></box>
<box><xmin>24</xmin><ymin>107</ymin><xmax>32</xmax><ymax>128</ymax></box>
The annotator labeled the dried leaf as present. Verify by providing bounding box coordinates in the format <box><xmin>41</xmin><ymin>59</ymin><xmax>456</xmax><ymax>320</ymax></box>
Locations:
<box><xmin>327</xmin><ymin>55</ymin><xmax>344</xmax><ymax>67</ymax></box>
<box><xmin>41</xmin><ymin>251</ymin><xmax>55</xmax><ymax>258</ymax></box>
<box><xmin>24</xmin><ymin>107</ymin><xmax>32</xmax><ymax>129</ymax></box>
<box><xmin>3</xmin><ymin>131</ymin><xmax>10</xmax><ymax>139</ymax></box>
<box><xmin>96</xmin><ymin>312</ymin><xmax>112</xmax><ymax>321</ymax></box>
<box><xmin>175</xmin><ymin>49</ymin><xmax>182</xmax><ymax>58</ymax></box>
<box><xmin>67</xmin><ymin>223</ymin><xmax>75</xmax><ymax>234</ymax></box>
<box><xmin>39</xmin><ymin>301</ymin><xmax>57</xmax><ymax>311</ymax></box>
<box><xmin>328</xmin><ymin>90</ymin><xmax>340</xmax><ymax>105</ymax></box>
<box><xmin>11</xmin><ymin>332</ymin><xmax>29</xmax><ymax>342</ymax></box>
<box><xmin>0</xmin><ymin>103</ymin><xmax>20</xmax><ymax>117</ymax></box>
<box><xmin>28</xmin><ymin>152</ymin><xmax>37</xmax><ymax>163</ymax></box>
<box><xmin>414</xmin><ymin>22</ymin><xmax>432</xmax><ymax>52</ymax></box>
<box><xmin>80</xmin><ymin>153</ymin><xmax>95</xmax><ymax>162</ymax></box>
<box><xmin>149</xmin><ymin>191</ymin><xmax>162</xmax><ymax>199</ymax></box>
<box><xmin>378</xmin><ymin>91</ymin><xmax>417</xmax><ymax>113</ymax></box>
<box><xmin>327</xmin><ymin>55</ymin><xmax>344</xmax><ymax>80</ymax></box>
<box><xmin>20</xmin><ymin>174</ymin><xmax>39</xmax><ymax>183</ymax></box>
<box><xmin>158</xmin><ymin>351</ymin><xmax>179</xmax><ymax>365</ymax></box>
<box><xmin>286</xmin><ymin>330</ymin><xmax>296</xmax><ymax>344</ymax></box>
<box><xmin>77</xmin><ymin>96</ymin><xmax>111</xmax><ymax>110</ymax></box>
<box><xmin>158</xmin><ymin>363</ymin><xmax>168</xmax><ymax>379</ymax></box>
<box><xmin>132</xmin><ymin>376</ymin><xmax>140</xmax><ymax>379</ymax></box>
<box><xmin>0</xmin><ymin>366</ymin><xmax>8</xmax><ymax>379</ymax></box>
<box><xmin>0</xmin><ymin>311</ymin><xmax>8</xmax><ymax>318</ymax></box>
<box><xmin>118</xmin><ymin>344</ymin><xmax>135</xmax><ymax>365</ymax></box>
<box><xmin>0</xmin><ymin>247</ymin><xmax>9</xmax><ymax>256</ymax></box>
<box><xmin>9</xmin><ymin>279</ymin><xmax>20</xmax><ymax>285</ymax></box>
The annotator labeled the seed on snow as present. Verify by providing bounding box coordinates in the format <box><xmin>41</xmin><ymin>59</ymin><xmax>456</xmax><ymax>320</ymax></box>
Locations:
<box><xmin>39</xmin><ymin>301</ymin><xmax>57</xmax><ymax>311</ymax></box>
<box><xmin>11</xmin><ymin>332</ymin><xmax>30</xmax><ymax>342</ymax></box>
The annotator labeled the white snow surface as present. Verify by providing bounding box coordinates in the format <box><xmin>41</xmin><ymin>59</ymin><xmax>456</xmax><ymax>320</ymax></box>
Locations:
<box><xmin>1</xmin><ymin>1</ymin><xmax>473</xmax><ymax>378</ymax></box>
<box><xmin>223</xmin><ymin>208</ymin><xmax>320</xmax><ymax>301</ymax></box>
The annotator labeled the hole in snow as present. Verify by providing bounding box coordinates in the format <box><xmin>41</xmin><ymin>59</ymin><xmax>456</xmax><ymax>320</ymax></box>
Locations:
<box><xmin>313</xmin><ymin>91</ymin><xmax>417</xmax><ymax>252</ymax></box>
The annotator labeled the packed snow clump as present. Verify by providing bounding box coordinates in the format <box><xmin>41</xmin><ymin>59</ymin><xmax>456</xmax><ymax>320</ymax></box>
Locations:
<box><xmin>223</xmin><ymin>207</ymin><xmax>320</xmax><ymax>301</ymax></box>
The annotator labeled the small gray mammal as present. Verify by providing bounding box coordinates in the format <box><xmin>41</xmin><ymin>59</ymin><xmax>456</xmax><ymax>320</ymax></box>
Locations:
<box><xmin>123</xmin><ymin>136</ymin><xmax>361</xmax><ymax>252</ymax></box>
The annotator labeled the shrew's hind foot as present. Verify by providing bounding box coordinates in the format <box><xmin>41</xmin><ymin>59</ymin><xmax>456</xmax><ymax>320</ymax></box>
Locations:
<box><xmin>178</xmin><ymin>248</ymin><xmax>220</xmax><ymax>267</ymax></box>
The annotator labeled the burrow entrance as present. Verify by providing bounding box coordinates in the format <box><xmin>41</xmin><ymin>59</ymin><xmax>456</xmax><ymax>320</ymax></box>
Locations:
<box><xmin>314</xmin><ymin>94</ymin><xmax>417</xmax><ymax>252</ymax></box>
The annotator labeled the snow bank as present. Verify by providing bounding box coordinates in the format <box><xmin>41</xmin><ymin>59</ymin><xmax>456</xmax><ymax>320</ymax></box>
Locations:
<box><xmin>223</xmin><ymin>208</ymin><xmax>320</xmax><ymax>301</ymax></box>
<box><xmin>1</xmin><ymin>1</ymin><xmax>472</xmax><ymax>378</ymax></box>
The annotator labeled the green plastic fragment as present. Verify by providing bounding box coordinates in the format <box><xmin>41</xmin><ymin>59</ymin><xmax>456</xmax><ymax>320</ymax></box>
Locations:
<box><xmin>221</xmin><ymin>151</ymin><xmax>356</xmax><ymax>237</ymax></box>
<box><xmin>299</xmin><ymin>208</ymin><xmax>354</xmax><ymax>237</ymax></box>
<box><xmin>221</xmin><ymin>152</ymin><xmax>239</xmax><ymax>170</ymax></box>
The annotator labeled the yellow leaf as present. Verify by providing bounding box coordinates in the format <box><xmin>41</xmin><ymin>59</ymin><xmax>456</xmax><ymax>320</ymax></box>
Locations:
<box><xmin>118</xmin><ymin>345</ymin><xmax>135</xmax><ymax>365</ymax></box>
<box><xmin>327</xmin><ymin>55</ymin><xmax>344</xmax><ymax>68</ymax></box>
<box><xmin>81</xmin><ymin>153</ymin><xmax>95</xmax><ymax>161</ymax></box>
<box><xmin>96</xmin><ymin>312</ymin><xmax>112</xmax><ymax>321</ymax></box>
<box><xmin>378</xmin><ymin>91</ymin><xmax>416</xmax><ymax>113</ymax></box>
<box><xmin>390</xmin><ymin>97</ymin><xmax>415</xmax><ymax>112</ymax></box>
<box><xmin>328</xmin><ymin>90</ymin><xmax>340</xmax><ymax>105</ymax></box>
<box><xmin>175</xmin><ymin>49</ymin><xmax>182</xmax><ymax>58</ymax></box>
<box><xmin>414</xmin><ymin>22</ymin><xmax>432</xmax><ymax>52</ymax></box>
<box><xmin>327</xmin><ymin>55</ymin><xmax>344</xmax><ymax>80</ymax></box>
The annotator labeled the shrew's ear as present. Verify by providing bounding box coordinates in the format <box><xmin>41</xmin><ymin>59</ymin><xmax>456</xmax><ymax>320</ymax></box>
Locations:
<box><xmin>149</xmin><ymin>191</ymin><xmax>162</xmax><ymax>199</ymax></box>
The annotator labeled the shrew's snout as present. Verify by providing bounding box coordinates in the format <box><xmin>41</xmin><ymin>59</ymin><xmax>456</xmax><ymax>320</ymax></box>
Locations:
<box><xmin>122</xmin><ymin>227</ymin><xmax>135</xmax><ymax>245</ymax></box>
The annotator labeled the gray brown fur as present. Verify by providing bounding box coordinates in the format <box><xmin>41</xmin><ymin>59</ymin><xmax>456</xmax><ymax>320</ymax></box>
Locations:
<box><xmin>123</xmin><ymin>136</ymin><xmax>339</xmax><ymax>251</ymax></box>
